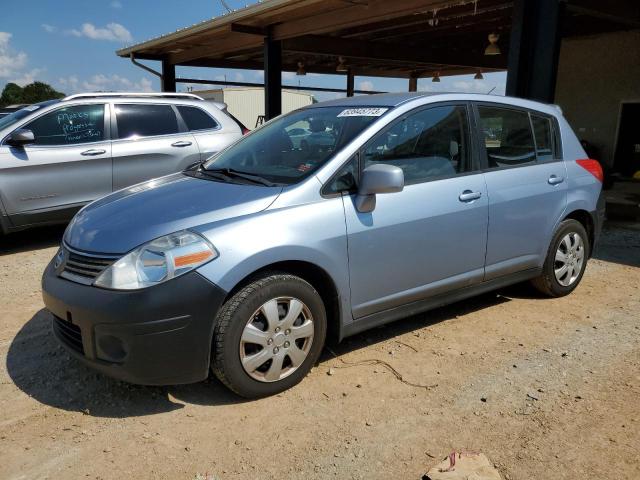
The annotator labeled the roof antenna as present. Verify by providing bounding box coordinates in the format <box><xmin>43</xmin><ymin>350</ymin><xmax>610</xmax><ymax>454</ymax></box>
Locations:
<box><xmin>219</xmin><ymin>0</ymin><xmax>232</xmax><ymax>13</ymax></box>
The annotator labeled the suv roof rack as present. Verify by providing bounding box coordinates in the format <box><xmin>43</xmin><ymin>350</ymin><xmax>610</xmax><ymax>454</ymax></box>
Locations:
<box><xmin>62</xmin><ymin>92</ymin><xmax>205</xmax><ymax>101</ymax></box>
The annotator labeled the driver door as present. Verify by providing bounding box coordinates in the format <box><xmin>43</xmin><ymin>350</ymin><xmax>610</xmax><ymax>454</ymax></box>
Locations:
<box><xmin>342</xmin><ymin>103</ymin><xmax>489</xmax><ymax>318</ymax></box>
<box><xmin>0</xmin><ymin>103</ymin><xmax>111</xmax><ymax>226</ymax></box>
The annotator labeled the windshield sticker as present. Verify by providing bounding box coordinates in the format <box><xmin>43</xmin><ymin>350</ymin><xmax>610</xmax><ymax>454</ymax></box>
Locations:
<box><xmin>23</xmin><ymin>105</ymin><xmax>40</xmax><ymax>112</ymax></box>
<box><xmin>337</xmin><ymin>107</ymin><xmax>388</xmax><ymax>117</ymax></box>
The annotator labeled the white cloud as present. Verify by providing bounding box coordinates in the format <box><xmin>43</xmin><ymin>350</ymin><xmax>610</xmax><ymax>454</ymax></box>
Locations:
<box><xmin>58</xmin><ymin>73</ymin><xmax>154</xmax><ymax>93</ymax></box>
<box><xmin>110</xmin><ymin>1</ymin><xmax>123</xmax><ymax>8</ymax></box>
<box><xmin>11</xmin><ymin>68</ymin><xmax>44</xmax><ymax>87</ymax></box>
<box><xmin>357</xmin><ymin>80</ymin><xmax>374</xmax><ymax>92</ymax></box>
<box><xmin>41</xmin><ymin>24</ymin><xmax>58</xmax><ymax>33</ymax></box>
<box><xmin>0</xmin><ymin>32</ymin><xmax>28</xmax><ymax>78</ymax></box>
<box><xmin>68</xmin><ymin>23</ymin><xmax>132</xmax><ymax>43</ymax></box>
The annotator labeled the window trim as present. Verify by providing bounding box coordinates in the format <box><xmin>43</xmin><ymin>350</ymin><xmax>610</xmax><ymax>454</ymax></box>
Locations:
<box><xmin>111</xmin><ymin>102</ymin><xmax>186</xmax><ymax>141</ymax></box>
<box><xmin>175</xmin><ymin>104</ymin><xmax>221</xmax><ymax>133</ymax></box>
<box><xmin>472</xmin><ymin>101</ymin><xmax>563</xmax><ymax>172</ymax></box>
<box><xmin>320</xmin><ymin>151</ymin><xmax>360</xmax><ymax>198</ymax></box>
<box><xmin>358</xmin><ymin>101</ymin><xmax>477</xmax><ymax>188</ymax></box>
<box><xmin>2</xmin><ymin>102</ymin><xmax>110</xmax><ymax>148</ymax></box>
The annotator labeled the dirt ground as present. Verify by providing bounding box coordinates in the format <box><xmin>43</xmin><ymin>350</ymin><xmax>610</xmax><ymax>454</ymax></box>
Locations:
<box><xmin>1</xmin><ymin>222</ymin><xmax>639</xmax><ymax>480</ymax></box>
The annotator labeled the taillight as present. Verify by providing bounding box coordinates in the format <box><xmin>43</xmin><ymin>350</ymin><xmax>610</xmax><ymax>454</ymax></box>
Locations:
<box><xmin>576</xmin><ymin>159</ymin><xmax>603</xmax><ymax>182</ymax></box>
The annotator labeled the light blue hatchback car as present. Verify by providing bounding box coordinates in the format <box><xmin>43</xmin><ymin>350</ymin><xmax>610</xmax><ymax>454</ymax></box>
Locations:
<box><xmin>42</xmin><ymin>93</ymin><xmax>604</xmax><ymax>398</ymax></box>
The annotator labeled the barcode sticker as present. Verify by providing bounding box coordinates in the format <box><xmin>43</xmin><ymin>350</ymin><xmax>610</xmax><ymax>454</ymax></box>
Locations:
<box><xmin>337</xmin><ymin>107</ymin><xmax>388</xmax><ymax>117</ymax></box>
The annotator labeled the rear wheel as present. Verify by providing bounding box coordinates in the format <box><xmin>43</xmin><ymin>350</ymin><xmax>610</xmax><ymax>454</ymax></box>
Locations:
<box><xmin>211</xmin><ymin>273</ymin><xmax>326</xmax><ymax>398</ymax></box>
<box><xmin>531</xmin><ymin>219</ymin><xmax>589</xmax><ymax>297</ymax></box>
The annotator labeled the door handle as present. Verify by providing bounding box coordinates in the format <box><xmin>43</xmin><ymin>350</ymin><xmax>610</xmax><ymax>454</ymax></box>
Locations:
<box><xmin>171</xmin><ymin>141</ymin><xmax>192</xmax><ymax>147</ymax></box>
<box><xmin>548</xmin><ymin>175</ymin><xmax>564</xmax><ymax>185</ymax></box>
<box><xmin>81</xmin><ymin>149</ymin><xmax>106</xmax><ymax>156</ymax></box>
<box><xmin>459</xmin><ymin>190</ymin><xmax>482</xmax><ymax>202</ymax></box>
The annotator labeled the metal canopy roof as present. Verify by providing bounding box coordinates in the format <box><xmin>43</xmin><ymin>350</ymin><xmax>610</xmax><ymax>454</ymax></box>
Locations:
<box><xmin>117</xmin><ymin>0</ymin><xmax>514</xmax><ymax>78</ymax></box>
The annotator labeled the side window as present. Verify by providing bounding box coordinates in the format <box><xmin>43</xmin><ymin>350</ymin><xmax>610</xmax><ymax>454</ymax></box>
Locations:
<box><xmin>23</xmin><ymin>104</ymin><xmax>105</xmax><ymax>146</ymax></box>
<box><xmin>115</xmin><ymin>104</ymin><xmax>179</xmax><ymax>139</ymax></box>
<box><xmin>531</xmin><ymin>114</ymin><xmax>554</xmax><ymax>162</ymax></box>
<box><xmin>363</xmin><ymin>105</ymin><xmax>470</xmax><ymax>185</ymax></box>
<box><xmin>177</xmin><ymin>106</ymin><xmax>219</xmax><ymax>131</ymax></box>
<box><xmin>323</xmin><ymin>155</ymin><xmax>358</xmax><ymax>195</ymax></box>
<box><xmin>477</xmin><ymin>106</ymin><xmax>536</xmax><ymax>168</ymax></box>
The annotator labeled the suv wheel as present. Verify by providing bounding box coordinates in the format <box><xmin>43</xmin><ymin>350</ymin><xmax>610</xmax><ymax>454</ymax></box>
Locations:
<box><xmin>211</xmin><ymin>273</ymin><xmax>326</xmax><ymax>398</ymax></box>
<box><xmin>531</xmin><ymin>219</ymin><xmax>589</xmax><ymax>297</ymax></box>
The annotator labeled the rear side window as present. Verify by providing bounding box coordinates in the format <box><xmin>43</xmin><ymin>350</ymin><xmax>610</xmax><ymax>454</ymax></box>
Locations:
<box><xmin>115</xmin><ymin>104</ymin><xmax>179</xmax><ymax>139</ymax></box>
<box><xmin>531</xmin><ymin>114</ymin><xmax>555</xmax><ymax>162</ymax></box>
<box><xmin>22</xmin><ymin>104</ymin><xmax>105</xmax><ymax>146</ymax></box>
<box><xmin>477</xmin><ymin>106</ymin><xmax>535</xmax><ymax>168</ymax></box>
<box><xmin>363</xmin><ymin>104</ymin><xmax>470</xmax><ymax>185</ymax></box>
<box><xmin>177</xmin><ymin>106</ymin><xmax>219</xmax><ymax>131</ymax></box>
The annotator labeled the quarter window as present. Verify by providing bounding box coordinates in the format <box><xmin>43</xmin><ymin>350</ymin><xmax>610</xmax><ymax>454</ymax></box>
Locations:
<box><xmin>531</xmin><ymin>114</ymin><xmax>554</xmax><ymax>162</ymax></box>
<box><xmin>22</xmin><ymin>104</ymin><xmax>105</xmax><ymax>146</ymax></box>
<box><xmin>115</xmin><ymin>104</ymin><xmax>179</xmax><ymax>139</ymax></box>
<box><xmin>477</xmin><ymin>106</ymin><xmax>536</xmax><ymax>167</ymax></box>
<box><xmin>363</xmin><ymin>105</ymin><xmax>470</xmax><ymax>185</ymax></box>
<box><xmin>177</xmin><ymin>106</ymin><xmax>219</xmax><ymax>131</ymax></box>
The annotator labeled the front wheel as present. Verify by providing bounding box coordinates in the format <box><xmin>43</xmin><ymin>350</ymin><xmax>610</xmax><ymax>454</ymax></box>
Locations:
<box><xmin>531</xmin><ymin>219</ymin><xmax>590</xmax><ymax>297</ymax></box>
<box><xmin>211</xmin><ymin>273</ymin><xmax>326</xmax><ymax>398</ymax></box>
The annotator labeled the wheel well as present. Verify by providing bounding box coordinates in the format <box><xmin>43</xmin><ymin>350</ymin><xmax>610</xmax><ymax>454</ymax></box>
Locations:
<box><xmin>563</xmin><ymin>209</ymin><xmax>594</xmax><ymax>255</ymax></box>
<box><xmin>226</xmin><ymin>261</ymin><xmax>341</xmax><ymax>342</ymax></box>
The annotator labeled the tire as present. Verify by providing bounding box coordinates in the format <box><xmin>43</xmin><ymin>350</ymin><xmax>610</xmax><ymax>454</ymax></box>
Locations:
<box><xmin>531</xmin><ymin>219</ymin><xmax>590</xmax><ymax>297</ymax></box>
<box><xmin>211</xmin><ymin>273</ymin><xmax>327</xmax><ymax>398</ymax></box>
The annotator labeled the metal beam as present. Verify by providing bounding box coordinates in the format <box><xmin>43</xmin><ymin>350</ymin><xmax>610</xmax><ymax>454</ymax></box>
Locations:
<box><xmin>264</xmin><ymin>31</ymin><xmax>282</xmax><ymax>120</ymax></box>
<box><xmin>346</xmin><ymin>69</ymin><xmax>355</xmax><ymax>97</ymax></box>
<box><xmin>282</xmin><ymin>34</ymin><xmax>507</xmax><ymax>70</ymax></box>
<box><xmin>506</xmin><ymin>0</ymin><xmax>562</xmax><ymax>103</ymax></box>
<box><xmin>161</xmin><ymin>59</ymin><xmax>176</xmax><ymax>92</ymax></box>
<box><xmin>176</xmin><ymin>77</ymin><xmax>384</xmax><ymax>95</ymax></box>
<box><xmin>409</xmin><ymin>73</ymin><xmax>418</xmax><ymax>92</ymax></box>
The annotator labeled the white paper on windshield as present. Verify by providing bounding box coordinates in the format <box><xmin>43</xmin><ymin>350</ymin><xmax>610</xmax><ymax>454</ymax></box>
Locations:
<box><xmin>23</xmin><ymin>105</ymin><xmax>40</xmax><ymax>112</ymax></box>
<box><xmin>337</xmin><ymin>107</ymin><xmax>388</xmax><ymax>117</ymax></box>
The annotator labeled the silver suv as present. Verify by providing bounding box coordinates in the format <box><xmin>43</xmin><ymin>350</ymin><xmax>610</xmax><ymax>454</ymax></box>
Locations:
<box><xmin>0</xmin><ymin>92</ymin><xmax>245</xmax><ymax>234</ymax></box>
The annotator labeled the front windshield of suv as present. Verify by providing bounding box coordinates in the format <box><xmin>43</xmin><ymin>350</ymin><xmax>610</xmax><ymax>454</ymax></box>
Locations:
<box><xmin>0</xmin><ymin>100</ymin><xmax>59</xmax><ymax>131</ymax></box>
<box><xmin>202</xmin><ymin>106</ymin><xmax>388</xmax><ymax>185</ymax></box>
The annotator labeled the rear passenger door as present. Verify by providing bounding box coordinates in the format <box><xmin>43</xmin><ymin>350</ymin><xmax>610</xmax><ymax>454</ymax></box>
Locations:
<box><xmin>475</xmin><ymin>103</ymin><xmax>567</xmax><ymax>279</ymax></box>
<box><xmin>176</xmin><ymin>105</ymin><xmax>240</xmax><ymax>160</ymax></box>
<box><xmin>111</xmin><ymin>103</ymin><xmax>199</xmax><ymax>190</ymax></box>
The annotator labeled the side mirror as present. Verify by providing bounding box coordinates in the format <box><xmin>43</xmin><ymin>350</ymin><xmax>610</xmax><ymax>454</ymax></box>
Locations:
<box><xmin>6</xmin><ymin>129</ymin><xmax>35</xmax><ymax>147</ymax></box>
<box><xmin>355</xmin><ymin>163</ymin><xmax>404</xmax><ymax>213</ymax></box>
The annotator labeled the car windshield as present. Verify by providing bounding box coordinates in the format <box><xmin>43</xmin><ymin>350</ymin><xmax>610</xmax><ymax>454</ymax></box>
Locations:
<box><xmin>202</xmin><ymin>106</ymin><xmax>388</xmax><ymax>185</ymax></box>
<box><xmin>0</xmin><ymin>100</ymin><xmax>59</xmax><ymax>131</ymax></box>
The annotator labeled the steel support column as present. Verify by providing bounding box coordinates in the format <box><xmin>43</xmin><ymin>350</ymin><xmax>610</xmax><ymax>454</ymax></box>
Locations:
<box><xmin>346</xmin><ymin>69</ymin><xmax>355</xmax><ymax>97</ymax></box>
<box><xmin>264</xmin><ymin>31</ymin><xmax>282</xmax><ymax>120</ymax></box>
<box><xmin>161</xmin><ymin>59</ymin><xmax>176</xmax><ymax>92</ymax></box>
<box><xmin>408</xmin><ymin>74</ymin><xmax>418</xmax><ymax>92</ymax></box>
<box><xmin>506</xmin><ymin>0</ymin><xmax>563</xmax><ymax>103</ymax></box>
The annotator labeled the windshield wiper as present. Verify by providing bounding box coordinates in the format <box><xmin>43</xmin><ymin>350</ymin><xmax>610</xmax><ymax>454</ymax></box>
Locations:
<box><xmin>206</xmin><ymin>167</ymin><xmax>277</xmax><ymax>187</ymax></box>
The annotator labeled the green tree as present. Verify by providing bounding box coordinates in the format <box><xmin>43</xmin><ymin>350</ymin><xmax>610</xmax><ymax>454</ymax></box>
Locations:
<box><xmin>0</xmin><ymin>81</ymin><xmax>65</xmax><ymax>107</ymax></box>
<box><xmin>20</xmin><ymin>81</ymin><xmax>65</xmax><ymax>104</ymax></box>
<box><xmin>0</xmin><ymin>83</ymin><xmax>24</xmax><ymax>107</ymax></box>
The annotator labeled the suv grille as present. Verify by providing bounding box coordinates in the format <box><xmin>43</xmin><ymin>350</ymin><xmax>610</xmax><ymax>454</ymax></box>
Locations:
<box><xmin>52</xmin><ymin>316</ymin><xmax>84</xmax><ymax>354</ymax></box>
<box><xmin>61</xmin><ymin>248</ymin><xmax>117</xmax><ymax>285</ymax></box>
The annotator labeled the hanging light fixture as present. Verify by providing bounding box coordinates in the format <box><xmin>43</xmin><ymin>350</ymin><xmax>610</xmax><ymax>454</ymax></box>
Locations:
<box><xmin>484</xmin><ymin>33</ymin><xmax>501</xmax><ymax>55</ymax></box>
<box><xmin>336</xmin><ymin>56</ymin><xmax>349</xmax><ymax>73</ymax></box>
<box><xmin>296</xmin><ymin>60</ymin><xmax>306</xmax><ymax>76</ymax></box>
<box><xmin>432</xmin><ymin>71</ymin><xmax>441</xmax><ymax>83</ymax></box>
<box><xmin>474</xmin><ymin>69</ymin><xmax>484</xmax><ymax>80</ymax></box>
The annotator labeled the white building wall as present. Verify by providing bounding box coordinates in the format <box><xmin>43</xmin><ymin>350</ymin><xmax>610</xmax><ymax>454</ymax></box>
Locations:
<box><xmin>195</xmin><ymin>87</ymin><xmax>314</xmax><ymax>130</ymax></box>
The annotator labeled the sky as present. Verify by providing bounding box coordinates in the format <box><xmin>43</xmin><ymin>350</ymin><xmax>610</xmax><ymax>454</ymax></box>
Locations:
<box><xmin>0</xmin><ymin>0</ymin><xmax>506</xmax><ymax>102</ymax></box>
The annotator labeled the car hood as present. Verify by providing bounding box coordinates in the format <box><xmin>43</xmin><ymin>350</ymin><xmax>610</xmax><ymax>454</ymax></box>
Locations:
<box><xmin>64</xmin><ymin>173</ymin><xmax>282</xmax><ymax>254</ymax></box>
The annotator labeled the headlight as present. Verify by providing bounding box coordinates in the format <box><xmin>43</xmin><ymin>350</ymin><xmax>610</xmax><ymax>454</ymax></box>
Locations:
<box><xmin>94</xmin><ymin>230</ymin><xmax>217</xmax><ymax>290</ymax></box>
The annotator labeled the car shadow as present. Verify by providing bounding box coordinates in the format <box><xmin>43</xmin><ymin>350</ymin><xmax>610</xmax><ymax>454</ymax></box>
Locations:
<box><xmin>591</xmin><ymin>221</ymin><xmax>640</xmax><ymax>268</ymax></box>
<box><xmin>6</xmin><ymin>285</ymin><xmax>536</xmax><ymax>417</ymax></box>
<box><xmin>0</xmin><ymin>225</ymin><xmax>66</xmax><ymax>256</ymax></box>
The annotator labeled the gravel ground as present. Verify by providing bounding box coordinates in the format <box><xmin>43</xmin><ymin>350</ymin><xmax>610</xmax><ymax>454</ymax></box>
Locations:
<box><xmin>0</xmin><ymin>222</ymin><xmax>639</xmax><ymax>480</ymax></box>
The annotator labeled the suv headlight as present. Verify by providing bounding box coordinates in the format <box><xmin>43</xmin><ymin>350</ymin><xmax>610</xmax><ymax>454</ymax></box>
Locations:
<box><xmin>94</xmin><ymin>230</ymin><xmax>217</xmax><ymax>290</ymax></box>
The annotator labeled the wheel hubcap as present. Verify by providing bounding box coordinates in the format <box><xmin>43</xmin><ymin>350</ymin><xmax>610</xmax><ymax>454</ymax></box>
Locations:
<box><xmin>239</xmin><ymin>296</ymin><xmax>314</xmax><ymax>383</ymax></box>
<box><xmin>554</xmin><ymin>232</ymin><xmax>585</xmax><ymax>287</ymax></box>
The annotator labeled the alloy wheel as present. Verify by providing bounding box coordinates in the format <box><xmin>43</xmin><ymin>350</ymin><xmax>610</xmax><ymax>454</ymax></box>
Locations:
<box><xmin>554</xmin><ymin>232</ymin><xmax>585</xmax><ymax>287</ymax></box>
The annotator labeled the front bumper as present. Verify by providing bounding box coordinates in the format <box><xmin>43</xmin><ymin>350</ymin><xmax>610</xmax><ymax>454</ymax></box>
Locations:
<box><xmin>42</xmin><ymin>261</ymin><xmax>227</xmax><ymax>385</ymax></box>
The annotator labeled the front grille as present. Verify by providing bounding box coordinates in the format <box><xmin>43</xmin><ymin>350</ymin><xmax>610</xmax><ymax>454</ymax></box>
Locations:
<box><xmin>52</xmin><ymin>315</ymin><xmax>84</xmax><ymax>355</ymax></box>
<box><xmin>60</xmin><ymin>247</ymin><xmax>118</xmax><ymax>285</ymax></box>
